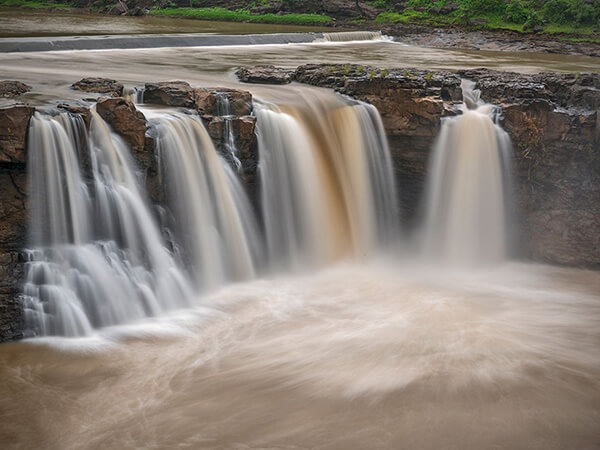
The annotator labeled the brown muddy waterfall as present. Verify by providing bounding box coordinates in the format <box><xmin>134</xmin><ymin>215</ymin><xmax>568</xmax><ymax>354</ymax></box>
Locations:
<box><xmin>0</xmin><ymin>39</ymin><xmax>599</xmax><ymax>450</ymax></box>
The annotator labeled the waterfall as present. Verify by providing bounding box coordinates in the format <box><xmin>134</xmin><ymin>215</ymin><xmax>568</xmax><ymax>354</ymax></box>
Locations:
<box><xmin>23</xmin><ymin>111</ymin><xmax>193</xmax><ymax>337</ymax></box>
<box><xmin>421</xmin><ymin>81</ymin><xmax>513</xmax><ymax>265</ymax></box>
<box><xmin>151</xmin><ymin>112</ymin><xmax>260</xmax><ymax>290</ymax></box>
<box><xmin>22</xmin><ymin>90</ymin><xmax>400</xmax><ymax>337</ymax></box>
<box><xmin>255</xmin><ymin>95</ymin><xmax>399</xmax><ymax>269</ymax></box>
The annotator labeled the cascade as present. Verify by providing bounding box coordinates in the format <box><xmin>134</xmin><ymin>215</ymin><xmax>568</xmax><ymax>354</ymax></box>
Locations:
<box><xmin>151</xmin><ymin>112</ymin><xmax>260</xmax><ymax>290</ymax></box>
<box><xmin>214</xmin><ymin>92</ymin><xmax>242</xmax><ymax>171</ymax></box>
<box><xmin>255</xmin><ymin>94</ymin><xmax>399</xmax><ymax>269</ymax></box>
<box><xmin>23</xmin><ymin>111</ymin><xmax>193</xmax><ymax>337</ymax></box>
<box><xmin>319</xmin><ymin>31</ymin><xmax>385</xmax><ymax>42</ymax></box>
<box><xmin>22</xmin><ymin>89</ymin><xmax>400</xmax><ymax>337</ymax></box>
<box><xmin>421</xmin><ymin>80</ymin><xmax>513</xmax><ymax>265</ymax></box>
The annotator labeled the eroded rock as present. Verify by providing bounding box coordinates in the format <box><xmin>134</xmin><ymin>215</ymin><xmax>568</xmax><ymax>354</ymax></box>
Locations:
<box><xmin>72</xmin><ymin>77</ymin><xmax>124</xmax><ymax>97</ymax></box>
<box><xmin>0</xmin><ymin>105</ymin><xmax>34</xmax><ymax>164</ymax></box>
<box><xmin>96</xmin><ymin>97</ymin><xmax>146</xmax><ymax>152</ymax></box>
<box><xmin>235</xmin><ymin>65</ymin><xmax>294</xmax><ymax>84</ymax></box>
<box><xmin>0</xmin><ymin>81</ymin><xmax>31</xmax><ymax>98</ymax></box>
<box><xmin>144</xmin><ymin>81</ymin><xmax>196</xmax><ymax>107</ymax></box>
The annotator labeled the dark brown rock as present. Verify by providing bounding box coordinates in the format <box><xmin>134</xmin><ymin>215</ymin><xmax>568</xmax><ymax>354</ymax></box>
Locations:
<box><xmin>205</xmin><ymin>115</ymin><xmax>258</xmax><ymax>195</ymax></box>
<box><xmin>0</xmin><ymin>81</ymin><xmax>31</xmax><ymax>98</ymax></box>
<box><xmin>0</xmin><ymin>105</ymin><xmax>34</xmax><ymax>164</ymax></box>
<box><xmin>194</xmin><ymin>88</ymin><xmax>218</xmax><ymax>115</ymax></box>
<box><xmin>235</xmin><ymin>65</ymin><xmax>294</xmax><ymax>85</ymax></box>
<box><xmin>96</xmin><ymin>97</ymin><xmax>146</xmax><ymax>152</ymax></box>
<box><xmin>72</xmin><ymin>77</ymin><xmax>124</xmax><ymax>97</ymax></box>
<box><xmin>144</xmin><ymin>81</ymin><xmax>196</xmax><ymax>107</ymax></box>
<box><xmin>57</xmin><ymin>103</ymin><xmax>91</xmax><ymax>129</ymax></box>
<box><xmin>0</xmin><ymin>168</ymin><xmax>27</xmax><ymax>342</ymax></box>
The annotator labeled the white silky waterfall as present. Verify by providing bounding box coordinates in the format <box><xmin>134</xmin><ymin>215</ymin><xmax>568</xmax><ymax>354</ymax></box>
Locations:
<box><xmin>23</xmin><ymin>111</ymin><xmax>193</xmax><ymax>337</ymax></box>
<box><xmin>421</xmin><ymin>81</ymin><xmax>513</xmax><ymax>265</ymax></box>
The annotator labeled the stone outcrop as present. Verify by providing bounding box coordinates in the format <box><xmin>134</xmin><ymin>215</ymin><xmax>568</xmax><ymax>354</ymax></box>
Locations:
<box><xmin>145</xmin><ymin>81</ymin><xmax>253</xmax><ymax>116</ymax></box>
<box><xmin>72</xmin><ymin>77</ymin><xmax>124</xmax><ymax>97</ymax></box>
<box><xmin>96</xmin><ymin>96</ymin><xmax>147</xmax><ymax>152</ymax></box>
<box><xmin>235</xmin><ymin>65</ymin><xmax>294</xmax><ymax>85</ymax></box>
<box><xmin>144</xmin><ymin>81</ymin><xmax>197</xmax><ymax>107</ymax></box>
<box><xmin>0</xmin><ymin>81</ymin><xmax>31</xmax><ymax>98</ymax></box>
<box><xmin>205</xmin><ymin>115</ymin><xmax>258</xmax><ymax>198</ymax></box>
<box><xmin>0</xmin><ymin>105</ymin><xmax>34</xmax><ymax>164</ymax></box>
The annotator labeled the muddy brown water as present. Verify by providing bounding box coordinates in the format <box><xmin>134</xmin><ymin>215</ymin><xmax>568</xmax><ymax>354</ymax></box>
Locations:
<box><xmin>0</xmin><ymin>12</ymin><xmax>600</xmax><ymax>450</ymax></box>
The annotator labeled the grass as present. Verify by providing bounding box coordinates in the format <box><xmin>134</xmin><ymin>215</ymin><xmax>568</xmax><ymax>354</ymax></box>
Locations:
<box><xmin>374</xmin><ymin>5</ymin><xmax>599</xmax><ymax>41</ymax></box>
<box><xmin>0</xmin><ymin>0</ymin><xmax>69</xmax><ymax>7</ymax></box>
<box><xmin>149</xmin><ymin>7</ymin><xmax>331</xmax><ymax>25</ymax></box>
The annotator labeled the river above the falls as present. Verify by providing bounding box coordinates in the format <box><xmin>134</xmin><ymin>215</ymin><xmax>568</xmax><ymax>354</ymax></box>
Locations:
<box><xmin>1</xmin><ymin>25</ymin><xmax>600</xmax><ymax>107</ymax></box>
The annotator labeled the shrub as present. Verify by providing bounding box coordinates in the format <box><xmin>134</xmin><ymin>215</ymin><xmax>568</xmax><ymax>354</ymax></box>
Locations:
<box><xmin>462</xmin><ymin>0</ymin><xmax>505</xmax><ymax>13</ymax></box>
<box><xmin>505</xmin><ymin>0</ymin><xmax>528</xmax><ymax>24</ymax></box>
<box><xmin>543</xmin><ymin>0</ymin><xmax>600</xmax><ymax>25</ymax></box>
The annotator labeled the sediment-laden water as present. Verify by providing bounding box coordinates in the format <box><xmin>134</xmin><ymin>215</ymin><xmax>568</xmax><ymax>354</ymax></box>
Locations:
<box><xmin>0</xmin><ymin>22</ymin><xmax>599</xmax><ymax>450</ymax></box>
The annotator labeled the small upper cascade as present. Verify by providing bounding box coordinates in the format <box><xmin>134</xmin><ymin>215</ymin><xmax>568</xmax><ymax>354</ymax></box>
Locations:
<box><xmin>318</xmin><ymin>31</ymin><xmax>388</xmax><ymax>42</ymax></box>
<box><xmin>23</xmin><ymin>111</ymin><xmax>193</xmax><ymax>337</ymax></box>
<box><xmin>255</xmin><ymin>91</ymin><xmax>400</xmax><ymax>270</ymax></box>
<box><xmin>151</xmin><ymin>112</ymin><xmax>261</xmax><ymax>290</ymax></box>
<box><xmin>421</xmin><ymin>79</ymin><xmax>513</xmax><ymax>265</ymax></box>
<box><xmin>215</xmin><ymin>92</ymin><xmax>242</xmax><ymax>171</ymax></box>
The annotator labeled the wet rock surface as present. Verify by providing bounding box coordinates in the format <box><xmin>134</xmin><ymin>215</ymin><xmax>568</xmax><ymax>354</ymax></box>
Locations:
<box><xmin>144</xmin><ymin>81</ymin><xmax>196</xmax><ymax>108</ymax></box>
<box><xmin>0</xmin><ymin>81</ymin><xmax>31</xmax><ymax>98</ymax></box>
<box><xmin>0</xmin><ymin>104</ymin><xmax>34</xmax><ymax>164</ymax></box>
<box><xmin>72</xmin><ymin>77</ymin><xmax>124</xmax><ymax>97</ymax></box>
<box><xmin>235</xmin><ymin>65</ymin><xmax>294</xmax><ymax>85</ymax></box>
<box><xmin>96</xmin><ymin>96</ymin><xmax>147</xmax><ymax>152</ymax></box>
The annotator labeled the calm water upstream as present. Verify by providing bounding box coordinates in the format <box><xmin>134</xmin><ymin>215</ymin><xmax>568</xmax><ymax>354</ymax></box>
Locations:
<box><xmin>0</xmin><ymin>11</ymin><xmax>599</xmax><ymax>450</ymax></box>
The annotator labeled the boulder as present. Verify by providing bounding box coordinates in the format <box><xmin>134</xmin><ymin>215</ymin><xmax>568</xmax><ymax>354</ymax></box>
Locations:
<box><xmin>0</xmin><ymin>81</ymin><xmax>31</xmax><ymax>98</ymax></box>
<box><xmin>144</xmin><ymin>81</ymin><xmax>196</xmax><ymax>107</ymax></box>
<box><xmin>96</xmin><ymin>97</ymin><xmax>146</xmax><ymax>152</ymax></box>
<box><xmin>0</xmin><ymin>105</ymin><xmax>34</xmax><ymax>164</ymax></box>
<box><xmin>72</xmin><ymin>77</ymin><xmax>124</xmax><ymax>97</ymax></box>
<box><xmin>194</xmin><ymin>88</ymin><xmax>218</xmax><ymax>115</ymax></box>
<box><xmin>235</xmin><ymin>65</ymin><xmax>294</xmax><ymax>85</ymax></box>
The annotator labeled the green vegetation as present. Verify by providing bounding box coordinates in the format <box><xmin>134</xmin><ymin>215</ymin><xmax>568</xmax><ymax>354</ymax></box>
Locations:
<box><xmin>148</xmin><ymin>7</ymin><xmax>331</xmax><ymax>25</ymax></box>
<box><xmin>374</xmin><ymin>0</ymin><xmax>600</xmax><ymax>39</ymax></box>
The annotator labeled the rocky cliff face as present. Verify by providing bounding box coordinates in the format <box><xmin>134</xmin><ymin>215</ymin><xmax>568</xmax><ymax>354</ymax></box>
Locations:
<box><xmin>0</xmin><ymin>104</ymin><xmax>32</xmax><ymax>342</ymax></box>
<box><xmin>239</xmin><ymin>64</ymin><xmax>600</xmax><ymax>267</ymax></box>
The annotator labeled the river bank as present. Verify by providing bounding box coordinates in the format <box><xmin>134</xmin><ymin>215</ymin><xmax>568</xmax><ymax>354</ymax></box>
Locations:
<box><xmin>1</xmin><ymin>3</ymin><xmax>600</xmax><ymax>57</ymax></box>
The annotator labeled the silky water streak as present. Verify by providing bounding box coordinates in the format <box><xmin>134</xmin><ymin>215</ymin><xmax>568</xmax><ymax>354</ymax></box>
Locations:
<box><xmin>22</xmin><ymin>111</ymin><xmax>193</xmax><ymax>337</ymax></box>
<box><xmin>421</xmin><ymin>80</ymin><xmax>513</xmax><ymax>265</ymax></box>
<box><xmin>255</xmin><ymin>91</ymin><xmax>399</xmax><ymax>269</ymax></box>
